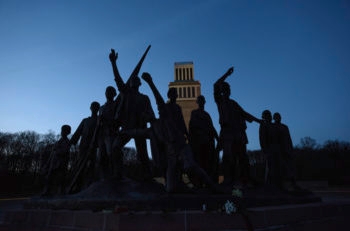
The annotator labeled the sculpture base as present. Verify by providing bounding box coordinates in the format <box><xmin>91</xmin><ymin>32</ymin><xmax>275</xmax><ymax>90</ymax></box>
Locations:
<box><xmin>25</xmin><ymin>177</ymin><xmax>321</xmax><ymax>212</ymax></box>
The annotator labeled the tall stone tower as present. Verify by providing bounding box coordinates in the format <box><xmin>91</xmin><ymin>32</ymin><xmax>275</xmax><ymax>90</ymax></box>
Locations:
<box><xmin>168</xmin><ymin>62</ymin><xmax>201</xmax><ymax>130</ymax></box>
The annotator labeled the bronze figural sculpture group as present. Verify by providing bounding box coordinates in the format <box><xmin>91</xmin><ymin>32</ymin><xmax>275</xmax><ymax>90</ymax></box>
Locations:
<box><xmin>42</xmin><ymin>45</ymin><xmax>298</xmax><ymax>197</ymax></box>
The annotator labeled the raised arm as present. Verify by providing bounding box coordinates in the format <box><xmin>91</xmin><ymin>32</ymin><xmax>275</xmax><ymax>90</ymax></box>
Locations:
<box><xmin>141</xmin><ymin>72</ymin><xmax>165</xmax><ymax>107</ymax></box>
<box><xmin>214</xmin><ymin>67</ymin><xmax>234</xmax><ymax>102</ymax></box>
<box><xmin>235</xmin><ymin>101</ymin><xmax>262</xmax><ymax>124</ymax></box>
<box><xmin>215</xmin><ymin>67</ymin><xmax>234</xmax><ymax>86</ymax></box>
<box><xmin>69</xmin><ymin>120</ymin><xmax>84</xmax><ymax>146</ymax></box>
<box><xmin>109</xmin><ymin>49</ymin><xmax>126</xmax><ymax>91</ymax></box>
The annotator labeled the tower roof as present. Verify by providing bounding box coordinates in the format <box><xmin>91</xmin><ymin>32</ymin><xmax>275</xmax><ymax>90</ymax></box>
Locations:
<box><xmin>174</xmin><ymin>61</ymin><xmax>193</xmax><ymax>65</ymax></box>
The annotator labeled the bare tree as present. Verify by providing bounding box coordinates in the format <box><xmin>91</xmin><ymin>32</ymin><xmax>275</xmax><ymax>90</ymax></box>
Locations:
<box><xmin>0</xmin><ymin>132</ymin><xmax>13</xmax><ymax>174</ymax></box>
<box><xmin>299</xmin><ymin>136</ymin><xmax>318</xmax><ymax>150</ymax></box>
<box><xmin>37</xmin><ymin>131</ymin><xmax>58</xmax><ymax>175</ymax></box>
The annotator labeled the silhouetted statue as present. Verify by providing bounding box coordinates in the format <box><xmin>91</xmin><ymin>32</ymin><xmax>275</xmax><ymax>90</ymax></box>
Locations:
<box><xmin>259</xmin><ymin>109</ymin><xmax>275</xmax><ymax>184</ymax></box>
<box><xmin>162</xmin><ymin>87</ymin><xmax>189</xmax><ymax>189</ymax></box>
<box><xmin>97</xmin><ymin>86</ymin><xmax>121</xmax><ymax>180</ymax></box>
<box><xmin>214</xmin><ymin>67</ymin><xmax>261</xmax><ymax>187</ymax></box>
<box><xmin>273</xmin><ymin>112</ymin><xmax>298</xmax><ymax>191</ymax></box>
<box><xmin>109</xmin><ymin>47</ymin><xmax>155</xmax><ymax>181</ymax></box>
<box><xmin>139</xmin><ymin>72</ymin><xmax>220</xmax><ymax>193</ymax></box>
<box><xmin>68</xmin><ymin>101</ymin><xmax>100</xmax><ymax>193</ymax></box>
<box><xmin>42</xmin><ymin>125</ymin><xmax>71</xmax><ymax>196</ymax></box>
<box><xmin>189</xmin><ymin>95</ymin><xmax>219</xmax><ymax>185</ymax></box>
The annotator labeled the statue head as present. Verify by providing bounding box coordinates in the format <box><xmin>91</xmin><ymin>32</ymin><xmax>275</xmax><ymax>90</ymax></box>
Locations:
<box><xmin>105</xmin><ymin>86</ymin><xmax>116</xmax><ymax>100</ymax></box>
<box><xmin>61</xmin><ymin>125</ymin><xmax>71</xmax><ymax>137</ymax></box>
<box><xmin>273</xmin><ymin>112</ymin><xmax>281</xmax><ymax>124</ymax></box>
<box><xmin>129</xmin><ymin>76</ymin><xmax>141</xmax><ymax>89</ymax></box>
<box><xmin>167</xmin><ymin>88</ymin><xmax>178</xmax><ymax>102</ymax></box>
<box><xmin>196</xmin><ymin>95</ymin><xmax>206</xmax><ymax>108</ymax></box>
<box><xmin>262</xmin><ymin>110</ymin><xmax>272</xmax><ymax>123</ymax></box>
<box><xmin>221</xmin><ymin>82</ymin><xmax>231</xmax><ymax>98</ymax></box>
<box><xmin>90</xmin><ymin>101</ymin><xmax>100</xmax><ymax>114</ymax></box>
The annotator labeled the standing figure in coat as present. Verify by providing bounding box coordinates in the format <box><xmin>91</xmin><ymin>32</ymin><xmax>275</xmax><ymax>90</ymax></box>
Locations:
<box><xmin>189</xmin><ymin>95</ymin><xmax>219</xmax><ymax>185</ymax></box>
<box><xmin>214</xmin><ymin>67</ymin><xmax>261</xmax><ymax>187</ymax></box>
<box><xmin>69</xmin><ymin>101</ymin><xmax>100</xmax><ymax>192</ymax></box>
<box><xmin>273</xmin><ymin>112</ymin><xmax>299</xmax><ymax>191</ymax></box>
<box><xmin>259</xmin><ymin>109</ymin><xmax>275</xmax><ymax>185</ymax></box>
<box><xmin>97</xmin><ymin>86</ymin><xmax>120</xmax><ymax>180</ymax></box>
<box><xmin>42</xmin><ymin>125</ymin><xmax>71</xmax><ymax>196</ymax></box>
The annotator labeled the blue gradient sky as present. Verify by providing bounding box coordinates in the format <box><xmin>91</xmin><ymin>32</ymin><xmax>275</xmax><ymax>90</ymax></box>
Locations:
<box><xmin>1</xmin><ymin>0</ymin><xmax>349</xmax><ymax>150</ymax></box>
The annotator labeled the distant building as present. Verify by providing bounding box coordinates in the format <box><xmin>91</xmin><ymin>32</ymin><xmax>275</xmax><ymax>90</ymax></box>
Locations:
<box><xmin>168</xmin><ymin>62</ymin><xmax>201</xmax><ymax>130</ymax></box>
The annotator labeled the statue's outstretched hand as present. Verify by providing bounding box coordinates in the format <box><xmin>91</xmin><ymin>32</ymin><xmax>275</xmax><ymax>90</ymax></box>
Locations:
<box><xmin>226</xmin><ymin>67</ymin><xmax>234</xmax><ymax>76</ymax></box>
<box><xmin>109</xmin><ymin>49</ymin><xmax>118</xmax><ymax>63</ymax></box>
<box><xmin>141</xmin><ymin>72</ymin><xmax>152</xmax><ymax>83</ymax></box>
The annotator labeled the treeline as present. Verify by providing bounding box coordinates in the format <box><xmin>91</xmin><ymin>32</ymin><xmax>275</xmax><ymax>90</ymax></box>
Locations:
<box><xmin>294</xmin><ymin>137</ymin><xmax>350</xmax><ymax>185</ymax></box>
<box><xmin>0</xmin><ymin>131</ymin><xmax>349</xmax><ymax>196</ymax></box>
<box><xmin>0</xmin><ymin>131</ymin><xmax>58</xmax><ymax>176</ymax></box>
<box><xmin>0</xmin><ymin>131</ymin><xmax>138</xmax><ymax>196</ymax></box>
<box><xmin>248</xmin><ymin>136</ymin><xmax>350</xmax><ymax>185</ymax></box>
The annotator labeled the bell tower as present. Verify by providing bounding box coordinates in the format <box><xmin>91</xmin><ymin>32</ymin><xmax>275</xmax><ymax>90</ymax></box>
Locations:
<box><xmin>168</xmin><ymin>62</ymin><xmax>201</xmax><ymax>130</ymax></box>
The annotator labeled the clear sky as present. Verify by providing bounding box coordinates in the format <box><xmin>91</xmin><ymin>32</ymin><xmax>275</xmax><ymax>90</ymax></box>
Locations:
<box><xmin>1</xmin><ymin>0</ymin><xmax>349</xmax><ymax>150</ymax></box>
